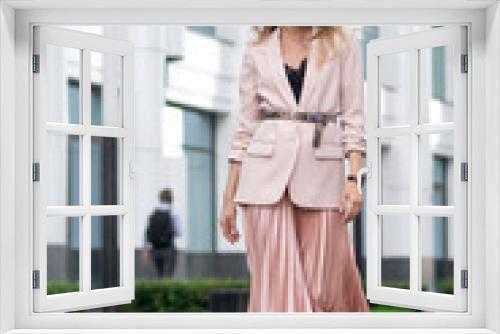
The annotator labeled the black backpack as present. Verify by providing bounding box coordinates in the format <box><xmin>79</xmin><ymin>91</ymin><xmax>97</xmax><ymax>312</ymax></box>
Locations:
<box><xmin>146</xmin><ymin>208</ymin><xmax>175</xmax><ymax>249</ymax></box>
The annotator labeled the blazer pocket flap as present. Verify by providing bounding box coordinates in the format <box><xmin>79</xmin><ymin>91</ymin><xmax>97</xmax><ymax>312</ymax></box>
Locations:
<box><xmin>246</xmin><ymin>142</ymin><xmax>274</xmax><ymax>157</ymax></box>
<box><xmin>314</xmin><ymin>145</ymin><xmax>344</xmax><ymax>160</ymax></box>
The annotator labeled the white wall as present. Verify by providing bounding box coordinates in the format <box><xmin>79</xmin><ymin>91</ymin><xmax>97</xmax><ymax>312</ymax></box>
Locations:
<box><xmin>214</xmin><ymin>26</ymin><xmax>253</xmax><ymax>253</ymax></box>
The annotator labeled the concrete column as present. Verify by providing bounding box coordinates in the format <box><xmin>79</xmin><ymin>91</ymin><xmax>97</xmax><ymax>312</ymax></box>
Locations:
<box><xmin>104</xmin><ymin>26</ymin><xmax>186</xmax><ymax>248</ymax></box>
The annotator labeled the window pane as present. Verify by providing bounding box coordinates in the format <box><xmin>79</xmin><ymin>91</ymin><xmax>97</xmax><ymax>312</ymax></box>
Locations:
<box><xmin>91</xmin><ymin>215</ymin><xmax>120</xmax><ymax>289</ymax></box>
<box><xmin>421</xmin><ymin>216</ymin><xmax>454</xmax><ymax>295</ymax></box>
<box><xmin>47</xmin><ymin>216</ymin><xmax>80</xmax><ymax>295</ymax></box>
<box><xmin>361</xmin><ymin>27</ymin><xmax>380</xmax><ymax>80</ymax></box>
<box><xmin>187</xmin><ymin>26</ymin><xmax>216</xmax><ymax>38</ymax></box>
<box><xmin>90</xmin><ymin>52</ymin><xmax>123</xmax><ymax>127</ymax></box>
<box><xmin>381</xmin><ymin>215</ymin><xmax>410</xmax><ymax>289</ymax></box>
<box><xmin>379</xmin><ymin>51</ymin><xmax>410</xmax><ymax>127</ymax></box>
<box><xmin>420</xmin><ymin>132</ymin><xmax>454</xmax><ymax>206</ymax></box>
<box><xmin>46</xmin><ymin>45</ymin><xmax>81</xmax><ymax>124</ymax></box>
<box><xmin>91</xmin><ymin>137</ymin><xmax>120</xmax><ymax>205</ymax></box>
<box><xmin>380</xmin><ymin>136</ymin><xmax>411</xmax><ymax>205</ymax></box>
<box><xmin>183</xmin><ymin>110</ymin><xmax>214</xmax><ymax>251</ymax></box>
<box><xmin>47</xmin><ymin>133</ymin><xmax>81</xmax><ymax>206</ymax></box>
<box><xmin>419</xmin><ymin>46</ymin><xmax>453</xmax><ymax>124</ymax></box>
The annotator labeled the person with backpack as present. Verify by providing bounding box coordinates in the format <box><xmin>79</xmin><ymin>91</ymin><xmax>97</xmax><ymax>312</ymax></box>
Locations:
<box><xmin>145</xmin><ymin>188</ymin><xmax>181</xmax><ymax>278</ymax></box>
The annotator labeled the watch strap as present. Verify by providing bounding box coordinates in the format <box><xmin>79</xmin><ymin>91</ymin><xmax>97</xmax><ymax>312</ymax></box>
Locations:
<box><xmin>347</xmin><ymin>174</ymin><xmax>357</xmax><ymax>182</ymax></box>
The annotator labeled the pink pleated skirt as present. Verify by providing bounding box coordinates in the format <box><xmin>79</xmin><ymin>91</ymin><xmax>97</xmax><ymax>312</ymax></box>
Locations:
<box><xmin>240</xmin><ymin>187</ymin><xmax>369</xmax><ymax>312</ymax></box>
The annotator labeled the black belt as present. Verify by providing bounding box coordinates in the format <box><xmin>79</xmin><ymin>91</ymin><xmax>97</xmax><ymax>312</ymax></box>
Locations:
<box><xmin>260</xmin><ymin>109</ymin><xmax>338</xmax><ymax>148</ymax></box>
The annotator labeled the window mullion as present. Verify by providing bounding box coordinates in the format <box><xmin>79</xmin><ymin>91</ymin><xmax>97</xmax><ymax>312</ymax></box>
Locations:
<box><xmin>81</xmin><ymin>48</ymin><xmax>91</xmax><ymax>293</ymax></box>
<box><xmin>409</xmin><ymin>47</ymin><xmax>420</xmax><ymax>293</ymax></box>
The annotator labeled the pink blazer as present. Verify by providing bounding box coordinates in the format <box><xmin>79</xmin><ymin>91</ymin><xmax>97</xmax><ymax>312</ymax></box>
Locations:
<box><xmin>228</xmin><ymin>27</ymin><xmax>366</xmax><ymax>209</ymax></box>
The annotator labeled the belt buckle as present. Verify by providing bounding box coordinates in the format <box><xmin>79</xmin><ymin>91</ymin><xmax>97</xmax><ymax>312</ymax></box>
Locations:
<box><xmin>309</xmin><ymin>113</ymin><xmax>328</xmax><ymax>148</ymax></box>
<box><xmin>309</xmin><ymin>113</ymin><xmax>327</xmax><ymax>125</ymax></box>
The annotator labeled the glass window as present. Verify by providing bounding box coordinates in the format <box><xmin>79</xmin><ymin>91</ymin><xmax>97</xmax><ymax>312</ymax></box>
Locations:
<box><xmin>34</xmin><ymin>25</ymin><xmax>133</xmax><ymax>312</ymax></box>
<box><xmin>91</xmin><ymin>216</ymin><xmax>121</xmax><ymax>290</ymax></box>
<box><xmin>183</xmin><ymin>110</ymin><xmax>215</xmax><ymax>252</ymax></box>
<box><xmin>378</xmin><ymin>51</ymin><xmax>411</xmax><ymax>127</ymax></box>
<box><xmin>381</xmin><ymin>215</ymin><xmax>410</xmax><ymax>289</ymax></box>
<box><xmin>420</xmin><ymin>216</ymin><xmax>454</xmax><ymax>295</ymax></box>
<box><xmin>187</xmin><ymin>26</ymin><xmax>216</xmax><ymax>38</ymax></box>
<box><xmin>47</xmin><ymin>216</ymin><xmax>80</xmax><ymax>295</ymax></box>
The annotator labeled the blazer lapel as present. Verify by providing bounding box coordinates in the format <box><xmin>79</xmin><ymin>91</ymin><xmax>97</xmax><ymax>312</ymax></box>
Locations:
<box><xmin>264</xmin><ymin>26</ymin><xmax>320</xmax><ymax>112</ymax></box>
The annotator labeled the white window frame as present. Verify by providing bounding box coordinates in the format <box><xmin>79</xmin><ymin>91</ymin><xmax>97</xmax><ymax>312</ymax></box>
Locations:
<box><xmin>0</xmin><ymin>3</ymin><xmax>497</xmax><ymax>334</ymax></box>
<box><xmin>32</xmin><ymin>26</ymin><xmax>135</xmax><ymax>312</ymax></box>
<box><xmin>365</xmin><ymin>25</ymin><xmax>468</xmax><ymax>312</ymax></box>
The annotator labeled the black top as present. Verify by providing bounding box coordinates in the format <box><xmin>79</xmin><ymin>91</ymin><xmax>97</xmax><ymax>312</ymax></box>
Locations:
<box><xmin>284</xmin><ymin>57</ymin><xmax>307</xmax><ymax>105</ymax></box>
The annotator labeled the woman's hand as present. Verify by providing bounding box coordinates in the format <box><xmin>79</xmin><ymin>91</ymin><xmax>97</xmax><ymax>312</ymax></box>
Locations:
<box><xmin>341</xmin><ymin>181</ymin><xmax>363</xmax><ymax>223</ymax></box>
<box><xmin>220</xmin><ymin>196</ymin><xmax>240</xmax><ymax>244</ymax></box>
<box><xmin>220</xmin><ymin>161</ymin><xmax>242</xmax><ymax>244</ymax></box>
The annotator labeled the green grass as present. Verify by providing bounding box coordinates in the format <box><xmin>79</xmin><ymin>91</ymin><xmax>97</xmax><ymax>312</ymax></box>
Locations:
<box><xmin>369</xmin><ymin>303</ymin><xmax>419</xmax><ymax>312</ymax></box>
<box><xmin>47</xmin><ymin>281</ymin><xmax>79</xmax><ymax>295</ymax></box>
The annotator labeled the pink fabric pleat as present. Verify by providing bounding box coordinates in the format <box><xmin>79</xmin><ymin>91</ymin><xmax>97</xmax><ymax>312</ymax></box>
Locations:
<box><xmin>241</xmin><ymin>188</ymin><xmax>369</xmax><ymax>312</ymax></box>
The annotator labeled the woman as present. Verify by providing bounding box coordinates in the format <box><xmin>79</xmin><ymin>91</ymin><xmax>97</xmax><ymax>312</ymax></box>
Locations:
<box><xmin>220</xmin><ymin>26</ymin><xmax>369</xmax><ymax>312</ymax></box>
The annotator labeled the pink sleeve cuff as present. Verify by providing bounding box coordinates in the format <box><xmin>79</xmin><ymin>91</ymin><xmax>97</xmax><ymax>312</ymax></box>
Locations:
<box><xmin>227</xmin><ymin>149</ymin><xmax>245</xmax><ymax>163</ymax></box>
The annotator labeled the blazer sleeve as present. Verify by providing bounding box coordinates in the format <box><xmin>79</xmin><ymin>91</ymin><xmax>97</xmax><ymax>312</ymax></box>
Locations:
<box><xmin>227</xmin><ymin>44</ymin><xmax>260</xmax><ymax>163</ymax></box>
<box><xmin>340</xmin><ymin>32</ymin><xmax>366</xmax><ymax>158</ymax></box>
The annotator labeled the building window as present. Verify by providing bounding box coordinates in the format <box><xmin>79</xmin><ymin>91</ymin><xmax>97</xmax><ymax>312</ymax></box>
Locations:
<box><xmin>361</xmin><ymin>26</ymin><xmax>380</xmax><ymax>80</ymax></box>
<box><xmin>187</xmin><ymin>26</ymin><xmax>216</xmax><ymax>38</ymax></box>
<box><xmin>432</xmin><ymin>46</ymin><xmax>446</xmax><ymax>101</ymax></box>
<box><xmin>182</xmin><ymin>110</ymin><xmax>215</xmax><ymax>252</ymax></box>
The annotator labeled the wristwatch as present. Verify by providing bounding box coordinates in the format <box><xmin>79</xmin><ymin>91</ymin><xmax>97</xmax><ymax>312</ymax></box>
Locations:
<box><xmin>347</xmin><ymin>174</ymin><xmax>357</xmax><ymax>183</ymax></box>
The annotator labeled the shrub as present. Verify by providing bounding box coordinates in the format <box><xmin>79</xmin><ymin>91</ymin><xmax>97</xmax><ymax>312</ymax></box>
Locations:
<box><xmin>48</xmin><ymin>279</ymin><xmax>426</xmax><ymax>312</ymax></box>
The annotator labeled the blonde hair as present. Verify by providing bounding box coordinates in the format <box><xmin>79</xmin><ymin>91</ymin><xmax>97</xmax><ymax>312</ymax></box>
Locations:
<box><xmin>250</xmin><ymin>26</ymin><xmax>352</xmax><ymax>69</ymax></box>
